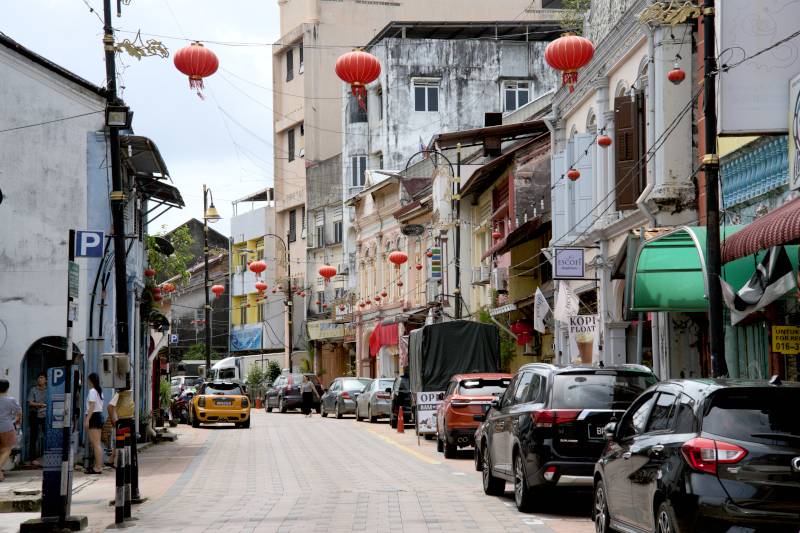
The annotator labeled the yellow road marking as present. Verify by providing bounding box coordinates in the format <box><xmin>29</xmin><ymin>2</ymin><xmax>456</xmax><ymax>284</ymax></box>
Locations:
<box><xmin>362</xmin><ymin>427</ymin><xmax>441</xmax><ymax>465</ymax></box>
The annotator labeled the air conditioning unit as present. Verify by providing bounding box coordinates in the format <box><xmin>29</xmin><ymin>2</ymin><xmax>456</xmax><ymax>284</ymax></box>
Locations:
<box><xmin>481</xmin><ymin>264</ymin><xmax>491</xmax><ymax>282</ymax></box>
<box><xmin>491</xmin><ymin>267</ymin><xmax>508</xmax><ymax>292</ymax></box>
<box><xmin>471</xmin><ymin>267</ymin><xmax>482</xmax><ymax>285</ymax></box>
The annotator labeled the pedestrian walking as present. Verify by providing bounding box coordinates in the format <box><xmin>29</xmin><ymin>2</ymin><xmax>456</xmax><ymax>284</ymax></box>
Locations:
<box><xmin>300</xmin><ymin>375</ymin><xmax>318</xmax><ymax>417</ymax></box>
<box><xmin>106</xmin><ymin>388</ymin><xmax>134</xmax><ymax>467</ymax></box>
<box><xmin>0</xmin><ymin>379</ymin><xmax>22</xmax><ymax>481</ymax></box>
<box><xmin>26</xmin><ymin>372</ymin><xmax>46</xmax><ymax>467</ymax></box>
<box><xmin>83</xmin><ymin>373</ymin><xmax>104</xmax><ymax>474</ymax></box>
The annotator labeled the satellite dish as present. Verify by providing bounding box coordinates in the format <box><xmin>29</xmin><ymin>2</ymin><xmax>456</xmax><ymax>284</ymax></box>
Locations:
<box><xmin>153</xmin><ymin>236</ymin><xmax>175</xmax><ymax>256</ymax></box>
<box><xmin>401</xmin><ymin>224</ymin><xmax>425</xmax><ymax>237</ymax></box>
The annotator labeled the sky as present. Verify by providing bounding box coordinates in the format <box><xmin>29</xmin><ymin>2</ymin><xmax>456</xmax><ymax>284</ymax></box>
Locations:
<box><xmin>2</xmin><ymin>0</ymin><xmax>281</xmax><ymax>235</ymax></box>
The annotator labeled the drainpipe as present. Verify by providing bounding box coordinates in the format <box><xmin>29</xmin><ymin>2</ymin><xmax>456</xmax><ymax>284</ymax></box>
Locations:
<box><xmin>489</xmin><ymin>314</ymin><xmax>517</xmax><ymax>342</ymax></box>
<box><xmin>636</xmin><ymin>29</ymin><xmax>657</xmax><ymax>227</ymax></box>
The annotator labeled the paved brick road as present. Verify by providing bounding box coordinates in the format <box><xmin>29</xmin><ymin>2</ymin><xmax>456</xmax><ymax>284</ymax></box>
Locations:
<box><xmin>69</xmin><ymin>410</ymin><xmax>593</xmax><ymax>533</ymax></box>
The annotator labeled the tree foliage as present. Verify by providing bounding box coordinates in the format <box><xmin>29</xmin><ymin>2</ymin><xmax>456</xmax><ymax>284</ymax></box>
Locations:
<box><xmin>266</xmin><ymin>360</ymin><xmax>281</xmax><ymax>384</ymax></box>
<box><xmin>477</xmin><ymin>307</ymin><xmax>517</xmax><ymax>372</ymax></box>
<box><xmin>182</xmin><ymin>343</ymin><xmax>222</xmax><ymax>361</ymax></box>
<box><xmin>146</xmin><ymin>225</ymin><xmax>195</xmax><ymax>284</ymax></box>
<box><xmin>559</xmin><ymin>0</ymin><xmax>589</xmax><ymax>35</ymax></box>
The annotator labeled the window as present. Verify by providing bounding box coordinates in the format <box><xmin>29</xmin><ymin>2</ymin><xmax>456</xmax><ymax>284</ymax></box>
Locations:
<box><xmin>645</xmin><ymin>392</ymin><xmax>677</xmax><ymax>433</ymax></box>
<box><xmin>376</xmin><ymin>152</ymin><xmax>384</xmax><ymax>170</ymax></box>
<box><xmin>551</xmin><ymin>371</ymin><xmax>657</xmax><ymax>410</ymax></box>
<box><xmin>414</xmin><ymin>80</ymin><xmax>439</xmax><ymax>112</ymax></box>
<box><xmin>203</xmin><ymin>383</ymin><xmax>243</xmax><ymax>395</ymax></box>
<box><xmin>376</xmin><ymin>86</ymin><xmax>383</xmax><ymax>120</ymax></box>
<box><xmin>288</xmin><ymin>209</ymin><xmax>297</xmax><ymax>242</ymax></box>
<box><xmin>301</xmin><ymin>206</ymin><xmax>306</xmax><ymax>232</ymax></box>
<box><xmin>349</xmin><ymin>94</ymin><xmax>367</xmax><ymax>123</ymax></box>
<box><xmin>287</xmin><ymin>128</ymin><xmax>295</xmax><ymax>162</ymax></box>
<box><xmin>614</xmin><ymin>91</ymin><xmax>646</xmax><ymax>210</ymax></box>
<box><xmin>315</xmin><ymin>226</ymin><xmax>325</xmax><ymax>247</ymax></box>
<box><xmin>702</xmin><ymin>388</ymin><xmax>800</xmax><ymax>444</ymax></box>
<box><xmin>257</xmin><ymin>302</ymin><xmax>264</xmax><ymax>322</ymax></box>
<box><xmin>316</xmin><ymin>291</ymin><xmax>325</xmax><ymax>312</ymax></box>
<box><xmin>504</xmin><ymin>81</ymin><xmax>530</xmax><ymax>112</ymax></box>
<box><xmin>500</xmin><ymin>375</ymin><xmax>518</xmax><ymax>408</ymax></box>
<box><xmin>239</xmin><ymin>304</ymin><xmax>246</xmax><ymax>325</ymax></box>
<box><xmin>333</xmin><ymin>221</ymin><xmax>343</xmax><ymax>244</ymax></box>
<box><xmin>458</xmin><ymin>378</ymin><xmax>511</xmax><ymax>397</ymax></box>
<box><xmin>513</xmin><ymin>372</ymin><xmax>534</xmax><ymax>403</ymax></box>
<box><xmin>619</xmin><ymin>392</ymin><xmax>657</xmax><ymax>440</ymax></box>
<box><xmin>351</xmin><ymin>155</ymin><xmax>367</xmax><ymax>187</ymax></box>
<box><xmin>286</xmin><ymin>49</ymin><xmax>294</xmax><ymax>81</ymax></box>
<box><xmin>298</xmin><ymin>44</ymin><xmax>303</xmax><ymax>71</ymax></box>
<box><xmin>300</xmin><ymin>122</ymin><xmax>304</xmax><ymax>136</ymax></box>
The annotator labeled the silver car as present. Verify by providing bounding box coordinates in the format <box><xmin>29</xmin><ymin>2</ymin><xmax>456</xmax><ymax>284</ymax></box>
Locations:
<box><xmin>320</xmin><ymin>377</ymin><xmax>372</xmax><ymax>419</ymax></box>
<box><xmin>355</xmin><ymin>378</ymin><xmax>395</xmax><ymax>423</ymax></box>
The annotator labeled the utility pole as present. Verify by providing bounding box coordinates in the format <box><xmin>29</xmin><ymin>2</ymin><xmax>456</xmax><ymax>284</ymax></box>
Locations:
<box><xmin>103</xmin><ymin>0</ymin><xmax>129</xmax><ymax>357</ymax></box>
<box><xmin>203</xmin><ymin>184</ymin><xmax>212</xmax><ymax>378</ymax></box>
<box><xmin>286</xmin><ymin>230</ymin><xmax>293</xmax><ymax>372</ymax></box>
<box><xmin>702</xmin><ymin>0</ymin><xmax>728</xmax><ymax>377</ymax></box>
<box><xmin>454</xmin><ymin>143</ymin><xmax>462</xmax><ymax>319</ymax></box>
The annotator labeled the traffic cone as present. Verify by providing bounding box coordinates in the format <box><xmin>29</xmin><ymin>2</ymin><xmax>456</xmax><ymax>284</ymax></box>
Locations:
<box><xmin>255</xmin><ymin>398</ymin><xmax>262</xmax><ymax>409</ymax></box>
<box><xmin>397</xmin><ymin>407</ymin><xmax>404</xmax><ymax>433</ymax></box>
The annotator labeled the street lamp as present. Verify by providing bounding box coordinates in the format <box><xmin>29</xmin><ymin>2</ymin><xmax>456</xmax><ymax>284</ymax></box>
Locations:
<box><xmin>105</xmin><ymin>101</ymin><xmax>133</xmax><ymax>129</ymax></box>
<box><xmin>203</xmin><ymin>184</ymin><xmax>221</xmax><ymax>378</ymax></box>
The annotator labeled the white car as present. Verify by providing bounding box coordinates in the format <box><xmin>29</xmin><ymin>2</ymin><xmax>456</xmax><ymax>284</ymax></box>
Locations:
<box><xmin>170</xmin><ymin>375</ymin><xmax>202</xmax><ymax>397</ymax></box>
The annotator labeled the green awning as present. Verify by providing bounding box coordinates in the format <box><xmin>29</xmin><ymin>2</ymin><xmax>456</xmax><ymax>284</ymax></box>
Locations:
<box><xmin>630</xmin><ymin>226</ymin><xmax>788</xmax><ymax>313</ymax></box>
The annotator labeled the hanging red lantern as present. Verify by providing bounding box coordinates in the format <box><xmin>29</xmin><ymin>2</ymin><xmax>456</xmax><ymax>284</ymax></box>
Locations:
<box><xmin>211</xmin><ymin>284</ymin><xmax>225</xmax><ymax>297</ymax></box>
<box><xmin>380</xmin><ymin>290</ymin><xmax>387</xmax><ymax>298</ymax></box>
<box><xmin>426</xmin><ymin>250</ymin><xmax>433</xmax><ymax>258</ymax></box>
<box><xmin>339</xmin><ymin>305</ymin><xmax>345</xmax><ymax>311</ymax></box>
<box><xmin>388</xmin><ymin>250</ymin><xmax>408</xmax><ymax>268</ymax></box>
<box><xmin>415</xmin><ymin>263</ymin><xmax>423</xmax><ymax>271</ymax></box>
<box><xmin>366</xmin><ymin>300</ymin><xmax>371</xmax><ymax>306</ymax></box>
<box><xmin>318</xmin><ymin>264</ymin><xmax>337</xmax><ymax>284</ymax></box>
<box><xmin>300</xmin><ymin>291</ymin><xmax>306</xmax><ymax>298</ymax></box>
<box><xmin>277</xmin><ymin>285</ymin><xmax>283</xmax><ymax>291</ymax></box>
<box><xmin>510</xmin><ymin>320</ymin><xmax>535</xmax><ymax>346</ymax></box>
<box><xmin>567</xmin><ymin>168</ymin><xmax>581</xmax><ymax>181</ymax></box>
<box><xmin>374</xmin><ymin>296</ymin><xmax>381</xmax><ymax>303</ymax></box>
<box><xmin>397</xmin><ymin>280</ymin><xmax>403</xmax><ymax>287</ymax></box>
<box><xmin>151</xmin><ymin>287</ymin><xmax>162</xmax><ymax>296</ymax></box>
<box><xmin>161</xmin><ymin>282</ymin><xmax>175</xmax><ymax>293</ymax></box>
<box><xmin>359</xmin><ymin>302</ymin><xmax>366</xmax><ymax>308</ymax></box>
<box><xmin>335</xmin><ymin>49</ymin><xmax>381</xmax><ymax>110</ymax></box>
<box><xmin>544</xmin><ymin>33</ymin><xmax>595</xmax><ymax>93</ymax></box>
<box><xmin>144</xmin><ymin>268</ymin><xmax>156</xmax><ymax>278</ymax></box>
<box><xmin>173</xmin><ymin>42</ymin><xmax>219</xmax><ymax>98</ymax></box>
<box><xmin>271</xmin><ymin>288</ymin><xmax>277</xmax><ymax>294</ymax></box>
<box><xmin>492</xmin><ymin>230</ymin><xmax>502</xmax><ymax>240</ymax></box>
<box><xmin>315</xmin><ymin>300</ymin><xmax>321</xmax><ymax>306</ymax></box>
<box><xmin>322</xmin><ymin>303</ymin><xmax>328</xmax><ymax>310</ymax></box>
<box><xmin>668</xmin><ymin>64</ymin><xmax>686</xmax><ymax>85</ymax></box>
<box><xmin>152</xmin><ymin>292</ymin><xmax>163</xmax><ymax>302</ymax></box>
<box><xmin>249</xmin><ymin>260</ymin><xmax>267</xmax><ymax>275</ymax></box>
<box><xmin>255</xmin><ymin>281</ymin><xmax>268</xmax><ymax>292</ymax></box>
<box><xmin>597</xmin><ymin>134</ymin><xmax>612</xmax><ymax>148</ymax></box>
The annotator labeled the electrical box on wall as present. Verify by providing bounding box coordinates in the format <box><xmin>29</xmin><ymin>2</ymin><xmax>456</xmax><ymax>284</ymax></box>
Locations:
<box><xmin>101</xmin><ymin>353</ymin><xmax>130</xmax><ymax>389</ymax></box>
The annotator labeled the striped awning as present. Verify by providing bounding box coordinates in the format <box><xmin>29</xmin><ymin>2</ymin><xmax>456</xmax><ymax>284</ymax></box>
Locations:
<box><xmin>722</xmin><ymin>197</ymin><xmax>800</xmax><ymax>263</ymax></box>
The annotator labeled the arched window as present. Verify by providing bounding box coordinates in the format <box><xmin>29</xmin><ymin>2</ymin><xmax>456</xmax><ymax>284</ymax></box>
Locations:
<box><xmin>586</xmin><ymin>109</ymin><xmax>597</xmax><ymax>133</ymax></box>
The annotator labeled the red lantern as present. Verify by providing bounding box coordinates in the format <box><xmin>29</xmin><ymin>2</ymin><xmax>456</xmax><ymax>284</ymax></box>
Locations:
<box><xmin>271</xmin><ymin>288</ymin><xmax>277</xmax><ymax>294</ymax></box>
<box><xmin>510</xmin><ymin>320</ymin><xmax>535</xmax><ymax>346</ymax></box>
<box><xmin>315</xmin><ymin>300</ymin><xmax>321</xmax><ymax>306</ymax></box>
<box><xmin>397</xmin><ymin>280</ymin><xmax>403</xmax><ymax>287</ymax></box>
<box><xmin>544</xmin><ymin>34</ymin><xmax>595</xmax><ymax>93</ymax></box>
<box><xmin>255</xmin><ymin>281</ymin><xmax>268</xmax><ymax>292</ymax></box>
<box><xmin>380</xmin><ymin>290</ymin><xmax>387</xmax><ymax>298</ymax></box>
<box><xmin>319</xmin><ymin>264</ymin><xmax>337</xmax><ymax>284</ymax></box>
<box><xmin>415</xmin><ymin>263</ymin><xmax>423</xmax><ymax>271</ymax></box>
<box><xmin>426</xmin><ymin>250</ymin><xmax>433</xmax><ymax>258</ymax></box>
<box><xmin>388</xmin><ymin>250</ymin><xmax>408</xmax><ymax>268</ymax></box>
<box><xmin>152</xmin><ymin>292</ymin><xmax>163</xmax><ymax>302</ymax></box>
<box><xmin>322</xmin><ymin>303</ymin><xmax>328</xmax><ymax>310</ymax></box>
<box><xmin>668</xmin><ymin>65</ymin><xmax>686</xmax><ymax>85</ymax></box>
<box><xmin>374</xmin><ymin>296</ymin><xmax>381</xmax><ymax>303</ymax></box>
<box><xmin>597</xmin><ymin>135</ymin><xmax>612</xmax><ymax>148</ymax></box>
<box><xmin>492</xmin><ymin>230</ymin><xmax>502</xmax><ymax>240</ymax></box>
<box><xmin>173</xmin><ymin>42</ymin><xmax>219</xmax><ymax>97</ymax></box>
<box><xmin>151</xmin><ymin>287</ymin><xmax>161</xmax><ymax>296</ymax></box>
<box><xmin>144</xmin><ymin>268</ymin><xmax>156</xmax><ymax>278</ymax></box>
<box><xmin>567</xmin><ymin>168</ymin><xmax>581</xmax><ymax>181</ymax></box>
<box><xmin>249</xmin><ymin>260</ymin><xmax>267</xmax><ymax>275</ymax></box>
<box><xmin>339</xmin><ymin>305</ymin><xmax>345</xmax><ymax>311</ymax></box>
<box><xmin>366</xmin><ymin>300</ymin><xmax>371</xmax><ymax>306</ymax></box>
<box><xmin>211</xmin><ymin>284</ymin><xmax>225</xmax><ymax>297</ymax></box>
<box><xmin>359</xmin><ymin>302</ymin><xmax>366</xmax><ymax>308</ymax></box>
<box><xmin>300</xmin><ymin>291</ymin><xmax>306</xmax><ymax>298</ymax></box>
<box><xmin>335</xmin><ymin>49</ymin><xmax>381</xmax><ymax>110</ymax></box>
<box><xmin>161</xmin><ymin>282</ymin><xmax>175</xmax><ymax>293</ymax></box>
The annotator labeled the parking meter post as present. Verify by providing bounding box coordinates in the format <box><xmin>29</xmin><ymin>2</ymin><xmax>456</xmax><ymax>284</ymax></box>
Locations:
<box><xmin>114</xmin><ymin>426</ymin><xmax>124</xmax><ymax>525</ymax></box>
<box><xmin>123</xmin><ymin>428</ymin><xmax>131</xmax><ymax>519</ymax></box>
<box><xmin>129</xmin><ymin>419</ymin><xmax>142</xmax><ymax>503</ymax></box>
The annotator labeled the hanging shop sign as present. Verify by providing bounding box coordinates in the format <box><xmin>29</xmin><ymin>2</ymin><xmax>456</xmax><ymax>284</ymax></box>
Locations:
<box><xmin>554</xmin><ymin>248</ymin><xmax>585</xmax><ymax>279</ymax></box>
<box><xmin>567</xmin><ymin>315</ymin><xmax>599</xmax><ymax>365</ymax></box>
<box><xmin>429</xmin><ymin>247</ymin><xmax>442</xmax><ymax>280</ymax></box>
<box><xmin>772</xmin><ymin>325</ymin><xmax>800</xmax><ymax>355</ymax></box>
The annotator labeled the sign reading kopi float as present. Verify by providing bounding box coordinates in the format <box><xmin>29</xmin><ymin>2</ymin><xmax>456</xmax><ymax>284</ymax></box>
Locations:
<box><xmin>415</xmin><ymin>391</ymin><xmax>441</xmax><ymax>435</ymax></box>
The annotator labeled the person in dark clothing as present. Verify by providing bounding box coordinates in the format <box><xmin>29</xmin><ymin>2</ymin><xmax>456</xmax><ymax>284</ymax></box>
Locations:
<box><xmin>300</xmin><ymin>375</ymin><xmax>318</xmax><ymax>417</ymax></box>
<box><xmin>26</xmin><ymin>372</ymin><xmax>47</xmax><ymax>466</ymax></box>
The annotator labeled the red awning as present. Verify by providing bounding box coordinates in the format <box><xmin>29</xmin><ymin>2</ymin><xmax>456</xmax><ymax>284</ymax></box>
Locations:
<box><xmin>722</xmin><ymin>197</ymin><xmax>800</xmax><ymax>263</ymax></box>
<box><xmin>368</xmin><ymin>321</ymin><xmax>399</xmax><ymax>357</ymax></box>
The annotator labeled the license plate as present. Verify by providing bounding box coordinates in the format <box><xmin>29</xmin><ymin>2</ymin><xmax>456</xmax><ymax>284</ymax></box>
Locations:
<box><xmin>588</xmin><ymin>425</ymin><xmax>604</xmax><ymax>440</ymax></box>
<box><xmin>215</xmin><ymin>399</ymin><xmax>232</xmax><ymax>406</ymax></box>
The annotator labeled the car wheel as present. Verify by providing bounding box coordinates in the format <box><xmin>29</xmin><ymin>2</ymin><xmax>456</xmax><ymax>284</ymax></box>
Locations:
<box><xmin>335</xmin><ymin>401</ymin><xmax>343</xmax><ymax>419</ymax></box>
<box><xmin>482</xmin><ymin>445</ymin><xmax>505</xmax><ymax>496</ymax></box>
<box><xmin>320</xmin><ymin>403</ymin><xmax>328</xmax><ymax>418</ymax></box>
<box><xmin>594</xmin><ymin>480</ymin><xmax>613</xmax><ymax>533</ymax></box>
<box><xmin>514</xmin><ymin>452</ymin><xmax>534</xmax><ymax>512</ymax></box>
<box><xmin>241</xmin><ymin>418</ymin><xmax>251</xmax><ymax>429</ymax></box>
<box><xmin>656</xmin><ymin>501</ymin><xmax>681</xmax><ymax>533</ymax></box>
<box><xmin>436</xmin><ymin>434</ymin><xmax>444</xmax><ymax>453</ymax></box>
<box><xmin>264</xmin><ymin>398</ymin><xmax>272</xmax><ymax>413</ymax></box>
<box><xmin>190</xmin><ymin>409</ymin><xmax>199</xmax><ymax>428</ymax></box>
<box><xmin>368</xmin><ymin>405</ymin><xmax>378</xmax><ymax>424</ymax></box>
<box><xmin>279</xmin><ymin>397</ymin><xmax>287</xmax><ymax>413</ymax></box>
<box><xmin>355</xmin><ymin>404</ymin><xmax>363</xmax><ymax>422</ymax></box>
<box><xmin>443</xmin><ymin>430</ymin><xmax>457</xmax><ymax>459</ymax></box>
<box><xmin>474</xmin><ymin>445</ymin><xmax>483</xmax><ymax>471</ymax></box>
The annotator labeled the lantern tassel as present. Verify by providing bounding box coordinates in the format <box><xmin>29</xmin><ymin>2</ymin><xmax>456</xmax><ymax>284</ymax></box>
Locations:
<box><xmin>189</xmin><ymin>77</ymin><xmax>206</xmax><ymax>100</ymax></box>
<box><xmin>562</xmin><ymin>71</ymin><xmax>579</xmax><ymax>94</ymax></box>
<box><xmin>352</xmin><ymin>85</ymin><xmax>367</xmax><ymax>111</ymax></box>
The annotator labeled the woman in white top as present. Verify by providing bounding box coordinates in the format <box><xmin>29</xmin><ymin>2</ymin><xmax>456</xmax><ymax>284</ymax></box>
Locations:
<box><xmin>84</xmin><ymin>373</ymin><xmax>104</xmax><ymax>474</ymax></box>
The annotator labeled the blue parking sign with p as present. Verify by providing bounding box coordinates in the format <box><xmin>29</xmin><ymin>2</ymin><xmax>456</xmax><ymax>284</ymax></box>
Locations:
<box><xmin>75</xmin><ymin>231</ymin><xmax>104</xmax><ymax>257</ymax></box>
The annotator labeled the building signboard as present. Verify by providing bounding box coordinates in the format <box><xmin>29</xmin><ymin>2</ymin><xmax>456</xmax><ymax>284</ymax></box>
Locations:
<box><xmin>773</xmin><ymin>325</ymin><xmax>800</xmax><ymax>355</ymax></box>
<box><xmin>307</xmin><ymin>320</ymin><xmax>355</xmax><ymax>341</ymax></box>
<box><xmin>230</xmin><ymin>324</ymin><xmax>262</xmax><ymax>352</ymax></box>
<box><xmin>415</xmin><ymin>391</ymin><xmax>441</xmax><ymax>435</ymax></box>
<box><xmin>554</xmin><ymin>248</ymin><xmax>585</xmax><ymax>279</ymax></box>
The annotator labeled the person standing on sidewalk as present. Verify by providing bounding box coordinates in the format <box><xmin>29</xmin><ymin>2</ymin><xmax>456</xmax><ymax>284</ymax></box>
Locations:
<box><xmin>83</xmin><ymin>373</ymin><xmax>104</xmax><ymax>474</ymax></box>
<box><xmin>106</xmin><ymin>388</ymin><xmax>133</xmax><ymax>467</ymax></box>
<box><xmin>0</xmin><ymin>379</ymin><xmax>22</xmax><ymax>481</ymax></box>
<box><xmin>26</xmin><ymin>372</ymin><xmax>47</xmax><ymax>467</ymax></box>
<box><xmin>300</xmin><ymin>375</ymin><xmax>318</xmax><ymax>417</ymax></box>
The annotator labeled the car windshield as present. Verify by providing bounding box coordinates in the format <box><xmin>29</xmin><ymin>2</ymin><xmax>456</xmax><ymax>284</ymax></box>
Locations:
<box><xmin>703</xmin><ymin>388</ymin><xmax>800</xmax><ymax>444</ymax></box>
<box><xmin>552</xmin><ymin>372</ymin><xmax>657</xmax><ymax>410</ymax></box>
<box><xmin>378</xmin><ymin>379</ymin><xmax>394</xmax><ymax>390</ymax></box>
<box><xmin>342</xmin><ymin>379</ymin><xmax>371</xmax><ymax>391</ymax></box>
<box><xmin>203</xmin><ymin>383</ymin><xmax>243</xmax><ymax>395</ymax></box>
<box><xmin>458</xmin><ymin>378</ymin><xmax>510</xmax><ymax>396</ymax></box>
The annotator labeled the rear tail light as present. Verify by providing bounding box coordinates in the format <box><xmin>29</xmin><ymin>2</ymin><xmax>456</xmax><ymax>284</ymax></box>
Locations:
<box><xmin>376</xmin><ymin>392</ymin><xmax>390</xmax><ymax>399</ymax></box>
<box><xmin>341</xmin><ymin>391</ymin><xmax>351</xmax><ymax>399</ymax></box>
<box><xmin>241</xmin><ymin>398</ymin><xmax>249</xmax><ymax>408</ymax></box>
<box><xmin>284</xmin><ymin>386</ymin><xmax>292</xmax><ymax>393</ymax></box>
<box><xmin>198</xmin><ymin>396</ymin><xmax>206</xmax><ymax>408</ymax></box>
<box><xmin>543</xmin><ymin>466</ymin><xmax>557</xmax><ymax>481</ymax></box>
<box><xmin>681</xmin><ymin>437</ymin><xmax>747</xmax><ymax>475</ymax></box>
<box><xmin>532</xmin><ymin>409</ymin><xmax>582</xmax><ymax>428</ymax></box>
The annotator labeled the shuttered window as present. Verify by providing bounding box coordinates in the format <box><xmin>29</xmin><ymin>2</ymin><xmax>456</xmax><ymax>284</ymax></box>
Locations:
<box><xmin>614</xmin><ymin>92</ymin><xmax>646</xmax><ymax>210</ymax></box>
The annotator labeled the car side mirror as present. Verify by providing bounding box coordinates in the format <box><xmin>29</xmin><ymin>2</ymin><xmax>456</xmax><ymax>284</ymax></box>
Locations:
<box><xmin>473</xmin><ymin>413</ymin><xmax>486</xmax><ymax>422</ymax></box>
<box><xmin>490</xmin><ymin>398</ymin><xmax>500</xmax><ymax>409</ymax></box>
<box><xmin>385</xmin><ymin>388</ymin><xmax>392</xmax><ymax>394</ymax></box>
<box><xmin>604</xmin><ymin>422</ymin><xmax>618</xmax><ymax>441</ymax></box>
<box><xmin>437</xmin><ymin>392</ymin><xmax>445</xmax><ymax>401</ymax></box>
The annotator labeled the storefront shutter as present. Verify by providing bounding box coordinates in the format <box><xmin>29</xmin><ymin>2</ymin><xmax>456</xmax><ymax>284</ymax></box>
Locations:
<box><xmin>573</xmin><ymin>133</ymin><xmax>595</xmax><ymax>233</ymax></box>
<box><xmin>614</xmin><ymin>93</ymin><xmax>644</xmax><ymax>210</ymax></box>
<box><xmin>551</xmin><ymin>151</ymin><xmax>568</xmax><ymax>241</ymax></box>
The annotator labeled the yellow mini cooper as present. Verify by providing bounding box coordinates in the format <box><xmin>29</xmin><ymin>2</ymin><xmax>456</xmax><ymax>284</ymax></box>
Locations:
<box><xmin>190</xmin><ymin>381</ymin><xmax>251</xmax><ymax>428</ymax></box>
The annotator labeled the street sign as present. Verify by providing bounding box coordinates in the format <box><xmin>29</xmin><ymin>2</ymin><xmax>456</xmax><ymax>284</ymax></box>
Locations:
<box><xmin>401</xmin><ymin>224</ymin><xmax>426</xmax><ymax>237</ymax></box>
<box><xmin>68</xmin><ymin>261</ymin><xmax>79</xmax><ymax>299</ymax></box>
<box><xmin>773</xmin><ymin>325</ymin><xmax>800</xmax><ymax>354</ymax></box>
<box><xmin>554</xmin><ymin>248</ymin><xmax>585</xmax><ymax>279</ymax></box>
<box><xmin>169</xmin><ymin>333</ymin><xmax>179</xmax><ymax>345</ymax></box>
<box><xmin>74</xmin><ymin>230</ymin><xmax>104</xmax><ymax>257</ymax></box>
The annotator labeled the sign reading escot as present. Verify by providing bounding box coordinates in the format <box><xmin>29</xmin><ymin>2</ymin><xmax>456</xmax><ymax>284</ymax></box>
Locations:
<box><xmin>554</xmin><ymin>248</ymin><xmax>585</xmax><ymax>279</ymax></box>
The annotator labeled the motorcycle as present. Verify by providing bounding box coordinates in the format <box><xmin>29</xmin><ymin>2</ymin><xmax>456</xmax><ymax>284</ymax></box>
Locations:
<box><xmin>170</xmin><ymin>388</ymin><xmax>196</xmax><ymax>424</ymax></box>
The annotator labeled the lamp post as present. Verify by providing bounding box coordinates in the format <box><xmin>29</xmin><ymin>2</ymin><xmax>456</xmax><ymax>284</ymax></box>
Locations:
<box><xmin>263</xmin><ymin>233</ymin><xmax>293</xmax><ymax>371</ymax></box>
<box><xmin>203</xmin><ymin>184</ymin><xmax>221</xmax><ymax>378</ymax></box>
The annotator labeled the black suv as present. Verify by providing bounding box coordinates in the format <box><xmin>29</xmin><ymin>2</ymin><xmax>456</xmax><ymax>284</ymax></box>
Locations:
<box><xmin>389</xmin><ymin>375</ymin><xmax>414</xmax><ymax>429</ymax></box>
<box><xmin>477</xmin><ymin>363</ymin><xmax>657</xmax><ymax>511</ymax></box>
<box><xmin>594</xmin><ymin>378</ymin><xmax>800</xmax><ymax>533</ymax></box>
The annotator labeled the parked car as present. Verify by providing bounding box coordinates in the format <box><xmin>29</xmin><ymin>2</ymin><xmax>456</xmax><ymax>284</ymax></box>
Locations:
<box><xmin>389</xmin><ymin>374</ymin><xmax>414</xmax><ymax>428</ymax></box>
<box><xmin>477</xmin><ymin>363</ymin><xmax>657</xmax><ymax>512</ymax></box>
<box><xmin>320</xmin><ymin>377</ymin><xmax>372</xmax><ymax>419</ymax></box>
<box><xmin>594</xmin><ymin>378</ymin><xmax>800</xmax><ymax>533</ymax></box>
<box><xmin>170</xmin><ymin>375</ymin><xmax>203</xmax><ymax>397</ymax></box>
<box><xmin>436</xmin><ymin>373</ymin><xmax>512</xmax><ymax>458</ymax></box>
<box><xmin>264</xmin><ymin>373</ymin><xmax>323</xmax><ymax>413</ymax></box>
<box><xmin>355</xmin><ymin>378</ymin><xmax>395</xmax><ymax>423</ymax></box>
<box><xmin>189</xmin><ymin>381</ymin><xmax>251</xmax><ymax>428</ymax></box>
